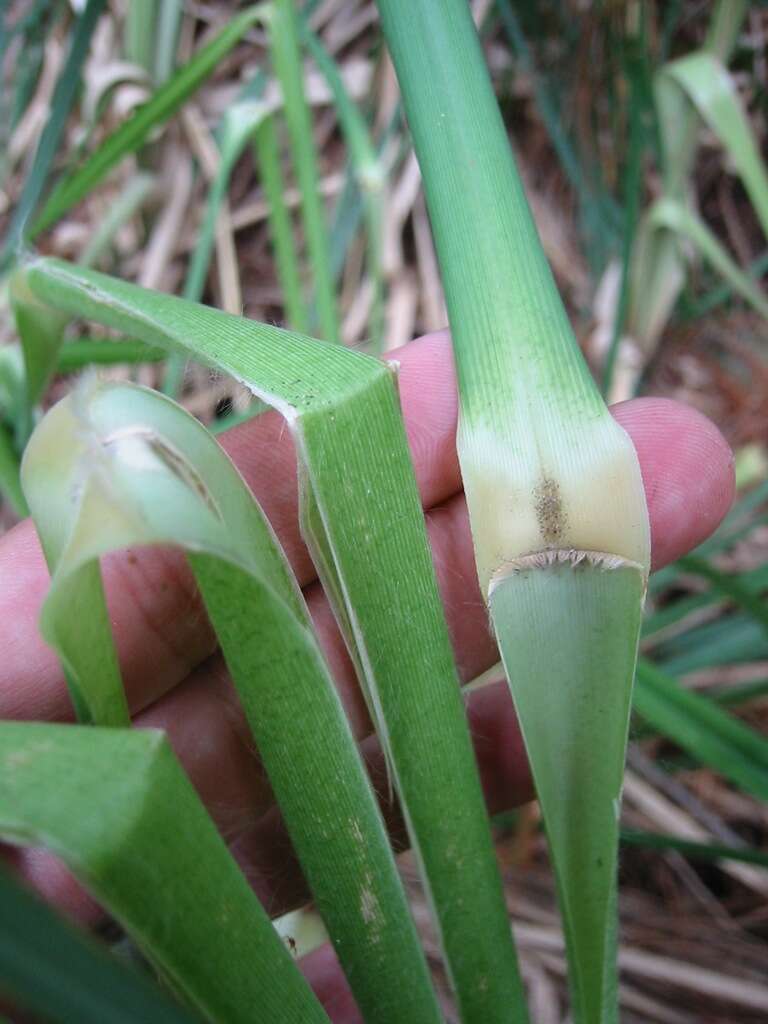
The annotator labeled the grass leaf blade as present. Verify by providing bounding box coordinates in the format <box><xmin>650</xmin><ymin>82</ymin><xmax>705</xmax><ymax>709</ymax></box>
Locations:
<box><xmin>0</xmin><ymin>863</ymin><xmax>203</xmax><ymax>1024</ymax></box>
<box><xmin>634</xmin><ymin>660</ymin><xmax>768</xmax><ymax>801</ymax></box>
<box><xmin>0</xmin><ymin>723</ymin><xmax>328</xmax><ymax>1023</ymax></box>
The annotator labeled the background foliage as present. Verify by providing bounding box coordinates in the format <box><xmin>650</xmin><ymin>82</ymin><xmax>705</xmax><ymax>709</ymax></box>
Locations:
<box><xmin>1</xmin><ymin>2</ymin><xmax>768</xmax><ymax>1021</ymax></box>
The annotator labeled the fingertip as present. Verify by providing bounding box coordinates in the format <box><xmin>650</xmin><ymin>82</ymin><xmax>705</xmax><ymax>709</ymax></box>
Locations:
<box><xmin>611</xmin><ymin>397</ymin><xmax>736</xmax><ymax>570</ymax></box>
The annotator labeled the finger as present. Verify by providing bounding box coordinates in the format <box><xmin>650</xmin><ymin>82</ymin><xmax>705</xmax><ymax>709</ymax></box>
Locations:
<box><xmin>612</xmin><ymin>396</ymin><xmax>735</xmax><ymax>568</ymax></box>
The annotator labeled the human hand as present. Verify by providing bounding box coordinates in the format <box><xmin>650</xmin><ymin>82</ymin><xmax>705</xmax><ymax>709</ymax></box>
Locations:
<box><xmin>0</xmin><ymin>329</ymin><xmax>734</xmax><ymax>1021</ymax></box>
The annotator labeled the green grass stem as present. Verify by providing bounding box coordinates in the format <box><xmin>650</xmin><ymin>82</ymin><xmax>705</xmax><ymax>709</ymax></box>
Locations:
<box><xmin>269</xmin><ymin>0</ymin><xmax>340</xmax><ymax>343</ymax></box>
<box><xmin>253</xmin><ymin>115</ymin><xmax>309</xmax><ymax>331</ymax></box>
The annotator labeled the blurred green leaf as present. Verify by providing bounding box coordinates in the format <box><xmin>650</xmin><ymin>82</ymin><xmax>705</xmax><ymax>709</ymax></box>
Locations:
<box><xmin>634</xmin><ymin>661</ymin><xmax>768</xmax><ymax>801</ymax></box>
<box><xmin>0</xmin><ymin>723</ymin><xmax>328</xmax><ymax>1023</ymax></box>
<box><xmin>0</xmin><ymin>863</ymin><xmax>202</xmax><ymax>1024</ymax></box>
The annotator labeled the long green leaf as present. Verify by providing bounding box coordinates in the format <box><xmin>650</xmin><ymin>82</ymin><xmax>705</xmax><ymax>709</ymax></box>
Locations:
<box><xmin>302</xmin><ymin>25</ymin><xmax>384</xmax><ymax>350</ymax></box>
<box><xmin>643</xmin><ymin>563</ymin><xmax>768</xmax><ymax>639</ymax></box>
<box><xmin>619</xmin><ymin>829</ymin><xmax>768</xmax><ymax>870</ymax></box>
<box><xmin>659</xmin><ymin>51</ymin><xmax>768</xmax><ymax>238</ymax></box>
<box><xmin>30</xmin><ymin>6</ymin><xmax>264</xmax><ymax>237</ymax></box>
<box><xmin>677</xmin><ymin>555</ymin><xmax>768</xmax><ymax>633</ymax></box>
<box><xmin>0</xmin><ymin>723</ymin><xmax>327</xmax><ymax>1024</ymax></box>
<box><xmin>634</xmin><ymin>660</ymin><xmax>768</xmax><ymax>801</ymax></box>
<box><xmin>0</xmin><ymin>862</ymin><xmax>202</xmax><ymax>1024</ymax></box>
<box><xmin>19</xmin><ymin>256</ymin><xmax>519</xmax><ymax>1023</ymax></box>
<box><xmin>657</xmin><ymin>613</ymin><xmax>768</xmax><ymax>677</ymax></box>
<box><xmin>253</xmin><ymin>113</ymin><xmax>309</xmax><ymax>331</ymax></box>
<box><xmin>269</xmin><ymin>0</ymin><xmax>340</xmax><ymax>343</ymax></box>
<box><xmin>650</xmin><ymin>197</ymin><xmax>768</xmax><ymax>320</ymax></box>
<box><xmin>22</xmin><ymin>376</ymin><xmax>443</xmax><ymax>1024</ymax></box>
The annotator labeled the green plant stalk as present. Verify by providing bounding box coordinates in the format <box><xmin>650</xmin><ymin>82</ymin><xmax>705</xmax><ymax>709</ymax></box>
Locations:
<box><xmin>619</xmin><ymin>829</ymin><xmax>768</xmax><ymax>869</ymax></box>
<box><xmin>125</xmin><ymin>0</ymin><xmax>156</xmax><ymax>75</ymax></box>
<box><xmin>164</xmin><ymin>99</ymin><xmax>271</xmax><ymax>396</ymax></box>
<box><xmin>376</xmin><ymin>2</ymin><xmax>651</xmax><ymax>1021</ymax></box>
<box><xmin>0</xmin><ymin>724</ymin><xmax>328</xmax><ymax>1024</ymax></box>
<box><xmin>21</xmin><ymin>376</ymin><xmax>443</xmax><ymax>1024</ymax></box>
<box><xmin>78</xmin><ymin>172</ymin><xmax>156</xmax><ymax>269</ymax></box>
<box><xmin>57</xmin><ymin>338</ymin><xmax>166</xmax><ymax>371</ymax></box>
<box><xmin>30</xmin><ymin>6</ymin><xmax>265</xmax><ymax>238</ymax></box>
<box><xmin>19</xmin><ymin>256</ymin><xmax>523</xmax><ymax>1024</ymax></box>
<box><xmin>601</xmin><ymin>20</ymin><xmax>648</xmax><ymax>398</ymax></box>
<box><xmin>269</xmin><ymin>0</ymin><xmax>340</xmax><ymax>344</ymax></box>
<box><xmin>0</xmin><ymin>419</ymin><xmax>27</xmax><ymax>517</ymax></box>
<box><xmin>253</xmin><ymin>115</ymin><xmax>309</xmax><ymax>331</ymax></box>
<box><xmin>302</xmin><ymin>25</ymin><xmax>384</xmax><ymax>351</ymax></box>
<box><xmin>154</xmin><ymin>0</ymin><xmax>184</xmax><ymax>84</ymax></box>
<box><xmin>0</xmin><ymin>862</ymin><xmax>203</xmax><ymax>1024</ymax></box>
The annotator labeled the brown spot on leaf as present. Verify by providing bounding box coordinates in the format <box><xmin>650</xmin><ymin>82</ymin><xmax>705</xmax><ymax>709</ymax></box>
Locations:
<box><xmin>534</xmin><ymin>477</ymin><xmax>567</xmax><ymax>545</ymax></box>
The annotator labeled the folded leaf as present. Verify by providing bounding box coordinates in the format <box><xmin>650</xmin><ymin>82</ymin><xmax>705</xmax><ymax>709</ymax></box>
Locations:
<box><xmin>0</xmin><ymin>723</ymin><xmax>327</xmax><ymax>1024</ymax></box>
